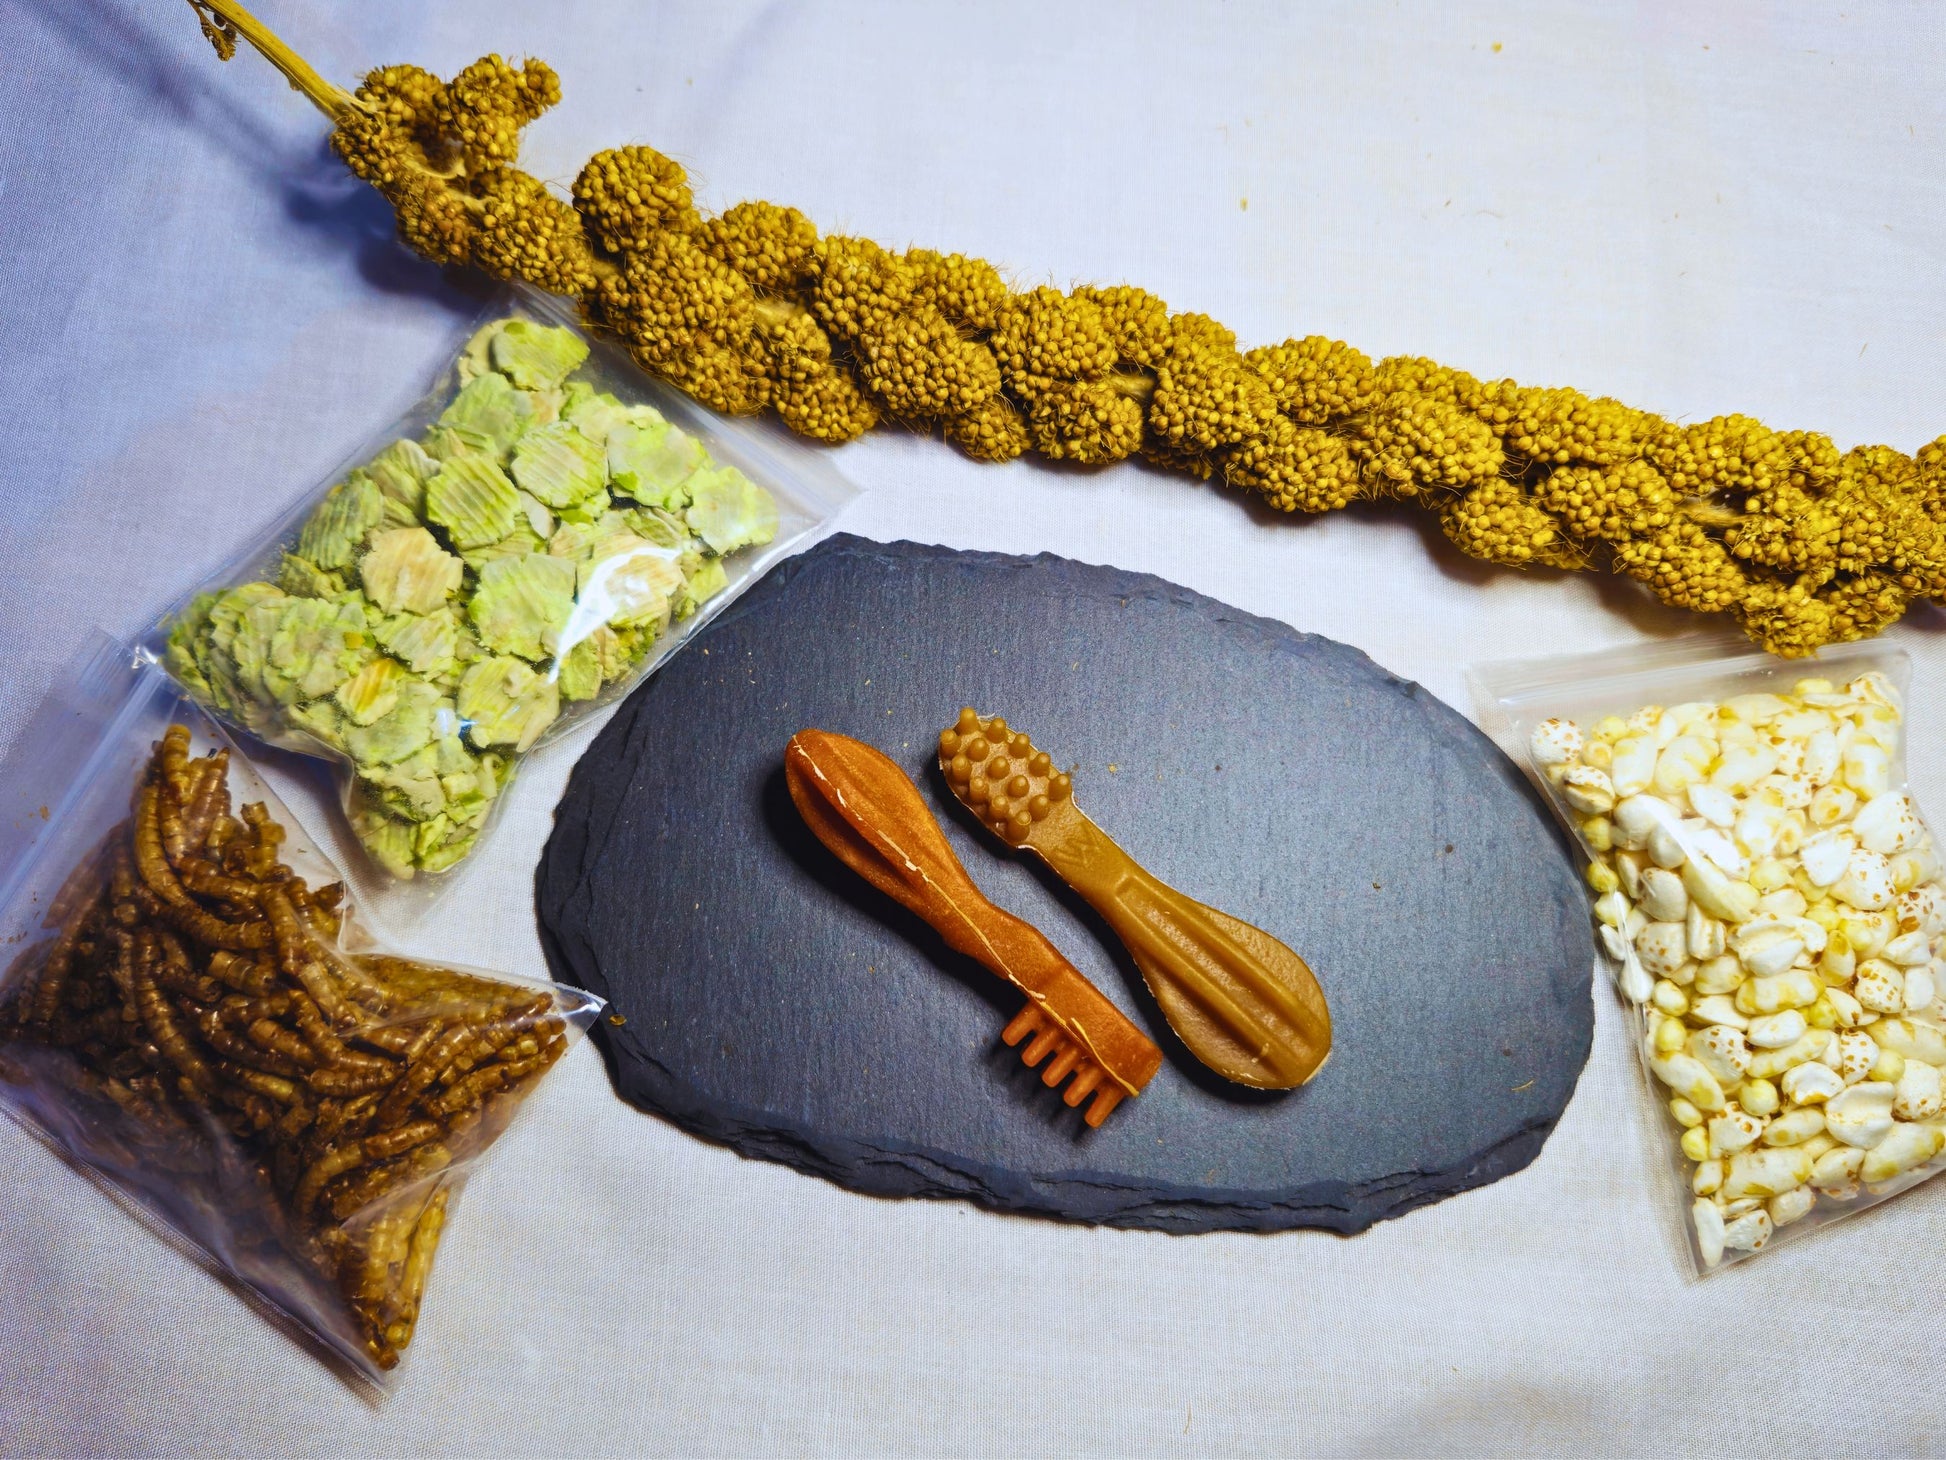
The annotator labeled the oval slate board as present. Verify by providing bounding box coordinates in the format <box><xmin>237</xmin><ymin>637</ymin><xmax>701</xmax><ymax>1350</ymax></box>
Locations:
<box><xmin>537</xmin><ymin>534</ymin><xmax>1593</xmax><ymax>1234</ymax></box>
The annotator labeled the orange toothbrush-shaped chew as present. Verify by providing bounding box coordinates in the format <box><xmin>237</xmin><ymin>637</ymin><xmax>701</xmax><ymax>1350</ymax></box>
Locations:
<box><xmin>939</xmin><ymin>708</ymin><xmax>1332</xmax><ymax>1090</ymax></box>
<box><xmin>785</xmin><ymin>729</ymin><xmax>1161</xmax><ymax>1127</ymax></box>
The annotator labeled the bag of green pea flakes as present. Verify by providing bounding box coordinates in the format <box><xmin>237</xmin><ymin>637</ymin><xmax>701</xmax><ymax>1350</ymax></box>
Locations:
<box><xmin>154</xmin><ymin>289</ymin><xmax>857</xmax><ymax>887</ymax></box>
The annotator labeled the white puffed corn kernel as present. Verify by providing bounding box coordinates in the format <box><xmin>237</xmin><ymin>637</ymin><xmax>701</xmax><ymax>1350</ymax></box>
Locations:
<box><xmin>1693</xmin><ymin>1198</ymin><xmax>1727</xmax><ymax>1267</ymax></box>
<box><xmin>1707</xmin><ymin>1106</ymin><xmax>1765</xmax><ymax>1158</ymax></box>
<box><xmin>1871</xmin><ymin>1050</ymin><xmax>1907</xmax><ymax>1085</ymax></box>
<box><xmin>1530</xmin><ymin>717</ymin><xmax>1583</xmax><ymax>767</ymax></box>
<box><xmin>1640</xmin><ymin>868</ymin><xmax>1688</xmax><ymax>922</ymax></box>
<box><xmin>1689</xmin><ymin>1025</ymin><xmax>1752</xmax><ymax>1086</ymax></box>
<box><xmin>1740</xmin><ymin>1078</ymin><xmax>1781</xmax><ymax>1117</ymax></box>
<box><xmin>1739</xmin><ymin>972</ymin><xmax>1821</xmax><ymax>1017</ymax></box>
<box><xmin>1583</xmin><ymin>740</ymin><xmax>1615</xmax><ymax>771</ymax></box>
<box><xmin>1611</xmin><ymin>737</ymin><xmax>1659</xmax><ymax>797</ymax></box>
<box><xmin>1811</xmin><ymin>1145</ymin><xmax>1865</xmax><ymax>1195</ymax></box>
<box><xmin>1862</xmin><ymin>1124</ymin><xmax>1944</xmax><ymax>1183</ymax></box>
<box><xmin>1615</xmin><ymin>850</ymin><xmax>1646</xmax><ymax>899</ymax></box>
<box><xmin>1834</xmin><ymin>1030</ymin><xmax>1880</xmax><ymax>1085</ymax></box>
<box><xmin>1825</xmin><ymin>987</ymin><xmax>1864</xmax><ymax>1028</ymax></box>
<box><xmin>1594</xmin><ymin>889</ymin><xmax>1631</xmax><ymax>927</ymax></box>
<box><xmin>1725</xmin><ymin>693</ymin><xmax>1790</xmax><ymax>724</ymax></box>
<box><xmin>1650</xmin><ymin>1052</ymin><xmax>1727</xmax><ymax>1112</ymax></box>
<box><xmin>1803</xmin><ymin>729</ymin><xmax>1843</xmax><ymax>787</ymax></box>
<box><xmin>1843</xmin><ymin>743</ymin><xmax>1893</xmax><ymax>800</ymax></box>
<box><xmin>1895</xmin><ymin>885</ymin><xmax>1946</xmax><ymax>934</ymax></box>
<box><xmin>1835</xmin><ymin>848</ymin><xmax>1898</xmax><ymax>912</ymax></box>
<box><xmin>1684</xmin><ymin>859</ymin><xmax>1760</xmax><ymax>924</ymax></box>
<box><xmin>1867</xmin><ymin>1018</ymin><xmax>1946</xmax><ymax>1066</ymax></box>
<box><xmin>1688</xmin><ymin>783</ymin><xmax>1738</xmax><ymax>829</ymax></box>
<box><xmin>1648</xmin><ymin>824</ymin><xmax>1689</xmax><ymax>870</ymax></box>
<box><xmin>1634</xmin><ymin>922</ymin><xmax>1691</xmax><ymax>980</ymax></box>
<box><xmin>1883</xmin><ymin>930</ymin><xmax>1932</xmax><ymax>966</ymax></box>
<box><xmin>1854</xmin><ymin>960</ymin><xmax>1907</xmax><ymax>1015</ymax></box>
<box><xmin>1808</xmin><ymin>785</ymin><xmax>1858</xmax><ymax>827</ymax></box>
<box><xmin>1763</xmin><ymin>1106</ymin><xmax>1828</xmax><ymax>1145</ymax></box>
<box><xmin>1693</xmin><ymin>956</ymin><xmax>1746</xmax><ymax>997</ymax></box>
<box><xmin>1614</xmin><ymin>793</ymin><xmax>1681</xmax><ymax>845</ymax></box>
<box><xmin>1756</xmin><ymin>773</ymin><xmax>1815</xmax><ymax>811</ymax></box>
<box><xmin>1650</xmin><ymin>1012</ymin><xmax>1686</xmax><ymax>1054</ymax></box>
<box><xmin>1689</xmin><ymin>994</ymin><xmax>1748</xmax><ymax>1030</ymax></box>
<box><xmin>1749</xmin><ymin>857</ymin><xmax>1795</xmax><ymax>894</ymax></box>
<box><xmin>1824</xmin><ymin>1082</ymin><xmax>1897</xmax><ymax>1149</ymax></box>
<box><xmin>1617</xmin><ymin>946</ymin><xmax>1656</xmax><ymax>1004</ymax></box>
<box><xmin>1669</xmin><ymin>1096</ymin><xmax>1704</xmax><ymax>1128</ymax></box>
<box><xmin>1855</xmin><ymin>792</ymin><xmax>1924</xmax><ymax>855</ymax></box>
<box><xmin>1655</xmin><ymin>736</ymin><xmax>1714</xmax><ymax>795</ymax></box>
<box><xmin>1680</xmin><ymin>1126</ymin><xmax>1711</xmax><ymax>1161</ymax></box>
<box><xmin>1893</xmin><ymin>1060</ymin><xmax>1943</xmax><ymax>1121</ymax></box>
<box><xmin>1693</xmin><ymin>825</ymin><xmax>1750</xmax><ymax>879</ymax></box>
<box><xmin>1905</xmin><ymin>967</ymin><xmax>1937</xmax><ymax>1011</ymax></box>
<box><xmin>1722</xmin><ymin>1147</ymin><xmax>1812</xmax><ymax>1201</ymax></box>
<box><xmin>1800</xmin><ymin>831</ymin><xmax>1855</xmax><ymax>888</ymax></box>
<box><xmin>1748</xmin><ymin>1030</ymin><xmax>1835</xmax><ymax>1081</ymax></box>
<box><xmin>1842</xmin><ymin>911</ymin><xmax>1895</xmax><ymax>959</ymax></box>
<box><xmin>1693</xmin><ymin>1158</ymin><xmax>1724</xmax><ymax>1195</ymax></box>
<box><xmin>1780</xmin><ymin>1064</ymin><xmax>1845</xmax><ymax>1106</ymax></box>
<box><xmin>1560</xmin><ymin>766</ymin><xmax>1617</xmax><ymax>815</ymax></box>
<box><xmin>1767</xmin><ymin>1187</ymin><xmax>1816</xmax><ymax>1227</ymax></box>
<box><xmin>1722</xmin><ymin>1209</ymin><xmax>1774</xmax><ymax>1252</ymax></box>
<box><xmin>1713</xmin><ymin>743</ymin><xmax>1780</xmax><ymax>795</ymax></box>
<box><xmin>1747</xmin><ymin>1010</ymin><xmax>1808</xmax><ymax>1049</ymax></box>
<box><xmin>1652</xmin><ymin>980</ymin><xmax>1689</xmax><ymax>1016</ymax></box>
<box><xmin>1687</xmin><ymin>905</ymin><xmax>1726</xmax><ymax>961</ymax></box>
<box><xmin>1582</xmin><ymin>816</ymin><xmax>1615</xmax><ymax>852</ymax></box>
<box><xmin>1735</xmin><ymin>926</ymin><xmax>1807</xmax><ymax>980</ymax></box>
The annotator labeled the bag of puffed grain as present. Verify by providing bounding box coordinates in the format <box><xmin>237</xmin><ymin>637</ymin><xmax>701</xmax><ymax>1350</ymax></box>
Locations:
<box><xmin>1475</xmin><ymin>633</ymin><xmax>1946</xmax><ymax>1271</ymax></box>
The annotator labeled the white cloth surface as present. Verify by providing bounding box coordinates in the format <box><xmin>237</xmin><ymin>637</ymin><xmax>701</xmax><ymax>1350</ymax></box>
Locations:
<box><xmin>3</xmin><ymin>1</ymin><xmax>1945</xmax><ymax>1453</ymax></box>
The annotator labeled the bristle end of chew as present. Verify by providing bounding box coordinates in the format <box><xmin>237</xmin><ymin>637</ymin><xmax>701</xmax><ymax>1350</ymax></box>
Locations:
<box><xmin>1001</xmin><ymin>1003</ymin><xmax>1129</xmax><ymax>1125</ymax></box>
<box><xmin>1084</xmin><ymin>1086</ymin><xmax>1125</xmax><ymax>1127</ymax></box>
<box><xmin>1000</xmin><ymin>1003</ymin><xmax>1040</xmax><ymax>1047</ymax></box>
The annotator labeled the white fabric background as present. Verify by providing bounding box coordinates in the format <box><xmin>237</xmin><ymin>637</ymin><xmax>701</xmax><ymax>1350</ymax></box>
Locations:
<box><xmin>3</xmin><ymin>2</ymin><xmax>1945</xmax><ymax>1453</ymax></box>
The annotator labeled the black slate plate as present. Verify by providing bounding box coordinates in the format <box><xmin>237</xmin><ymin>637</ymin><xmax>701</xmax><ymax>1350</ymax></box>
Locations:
<box><xmin>537</xmin><ymin>535</ymin><xmax>1593</xmax><ymax>1234</ymax></box>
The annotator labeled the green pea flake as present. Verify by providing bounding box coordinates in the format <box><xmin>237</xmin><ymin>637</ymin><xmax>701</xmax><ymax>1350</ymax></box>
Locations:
<box><xmin>438</xmin><ymin>371</ymin><xmax>536</xmax><ymax>457</ymax></box>
<box><xmin>295</xmin><ymin>471</ymin><xmax>384</xmax><ymax>571</ymax></box>
<box><xmin>263</xmin><ymin>596</ymin><xmax>371</xmax><ymax>706</ymax></box>
<box><xmin>511</xmin><ymin>420</ymin><xmax>607</xmax><ymax>510</ymax></box>
<box><xmin>457</xmin><ymin>656</ymin><xmax>560</xmax><ymax>752</ymax></box>
<box><xmin>607</xmin><ymin>416</ymin><xmax>707</xmax><ymax>510</ymax></box>
<box><xmin>562</xmin><ymin>383</ymin><xmax>631</xmax><ymax>446</ymax></box>
<box><xmin>359</xmin><ymin>526</ymin><xmax>464</xmax><ymax>615</ymax></box>
<box><xmin>279</xmin><ymin>553</ymin><xmax>346</xmax><ymax>599</ymax></box>
<box><xmin>577</xmin><ymin>536</ymin><xmax>683</xmax><ymax>633</ymax></box>
<box><xmin>367</xmin><ymin>437</ymin><xmax>439</xmax><ymax>519</ymax></box>
<box><xmin>684</xmin><ymin>464</ymin><xmax>779</xmax><ymax>555</ymax></box>
<box><xmin>335</xmin><ymin>656</ymin><xmax>411</xmax><ymax>726</ymax></box>
<box><xmin>554</xmin><ymin>636</ymin><xmax>603</xmax><ymax>702</ymax></box>
<box><xmin>344</xmin><ymin>679</ymin><xmax>450</xmax><ymax>767</ymax></box>
<box><xmin>372</xmin><ymin>606</ymin><xmax>462</xmax><ymax>677</ymax></box>
<box><xmin>469</xmin><ymin>552</ymin><xmax>579</xmax><ymax>661</ymax></box>
<box><xmin>425</xmin><ymin>453</ymin><xmax>520</xmax><ymax>550</ymax></box>
<box><xmin>490</xmin><ymin>319</ymin><xmax>590</xmax><ymax>390</ymax></box>
<box><xmin>675</xmin><ymin>555</ymin><xmax>730</xmax><ymax>621</ymax></box>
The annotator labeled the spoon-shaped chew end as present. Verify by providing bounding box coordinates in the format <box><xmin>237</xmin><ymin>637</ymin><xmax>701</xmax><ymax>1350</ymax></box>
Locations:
<box><xmin>785</xmin><ymin>729</ymin><xmax>1159</xmax><ymax>1127</ymax></box>
<box><xmin>939</xmin><ymin>708</ymin><xmax>1333</xmax><ymax>1091</ymax></box>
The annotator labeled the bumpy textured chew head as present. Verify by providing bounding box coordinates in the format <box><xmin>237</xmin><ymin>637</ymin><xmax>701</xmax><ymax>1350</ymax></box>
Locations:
<box><xmin>938</xmin><ymin>707</ymin><xmax>1070</xmax><ymax>845</ymax></box>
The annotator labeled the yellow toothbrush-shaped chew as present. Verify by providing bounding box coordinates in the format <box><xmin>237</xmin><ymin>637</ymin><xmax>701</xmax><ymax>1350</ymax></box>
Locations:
<box><xmin>939</xmin><ymin>708</ymin><xmax>1332</xmax><ymax>1090</ymax></box>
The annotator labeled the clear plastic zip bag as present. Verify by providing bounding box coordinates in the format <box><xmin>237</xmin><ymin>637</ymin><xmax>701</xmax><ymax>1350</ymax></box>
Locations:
<box><xmin>1474</xmin><ymin>633</ymin><xmax>1946</xmax><ymax>1270</ymax></box>
<box><xmin>155</xmin><ymin>287</ymin><xmax>858</xmax><ymax>888</ymax></box>
<box><xmin>0</xmin><ymin>640</ymin><xmax>600</xmax><ymax>1387</ymax></box>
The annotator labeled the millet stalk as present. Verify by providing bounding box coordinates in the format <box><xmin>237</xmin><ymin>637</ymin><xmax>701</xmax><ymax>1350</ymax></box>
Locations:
<box><xmin>183</xmin><ymin>0</ymin><xmax>1946</xmax><ymax>657</ymax></box>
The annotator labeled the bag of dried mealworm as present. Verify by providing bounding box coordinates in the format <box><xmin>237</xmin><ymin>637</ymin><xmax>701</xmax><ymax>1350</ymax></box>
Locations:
<box><xmin>1474</xmin><ymin>633</ymin><xmax>1946</xmax><ymax>1273</ymax></box>
<box><xmin>154</xmin><ymin>286</ymin><xmax>857</xmax><ymax>890</ymax></box>
<box><xmin>0</xmin><ymin>639</ymin><xmax>600</xmax><ymax>1388</ymax></box>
